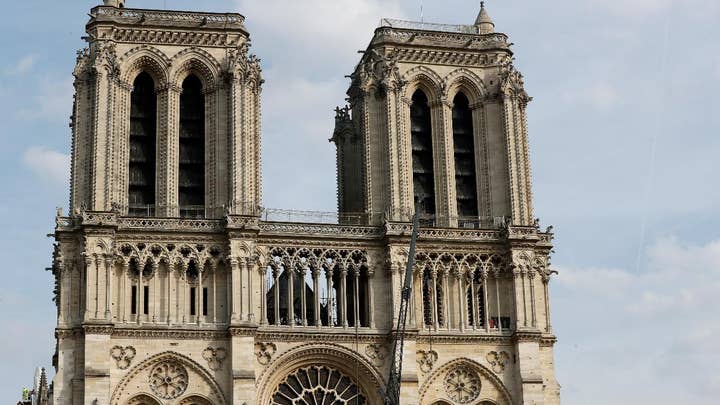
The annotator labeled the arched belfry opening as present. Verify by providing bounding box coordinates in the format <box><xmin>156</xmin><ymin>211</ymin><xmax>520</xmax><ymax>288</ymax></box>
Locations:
<box><xmin>452</xmin><ymin>92</ymin><xmax>479</xmax><ymax>222</ymax></box>
<box><xmin>410</xmin><ymin>89</ymin><xmax>436</xmax><ymax>220</ymax></box>
<box><xmin>128</xmin><ymin>72</ymin><xmax>157</xmax><ymax>216</ymax></box>
<box><xmin>178</xmin><ymin>74</ymin><xmax>205</xmax><ymax>218</ymax></box>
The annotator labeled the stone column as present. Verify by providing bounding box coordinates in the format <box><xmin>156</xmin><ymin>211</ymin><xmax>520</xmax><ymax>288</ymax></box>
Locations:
<box><xmin>313</xmin><ymin>268</ymin><xmax>321</xmax><ymax>327</ymax></box>
<box><xmin>104</xmin><ymin>257</ymin><xmax>113</xmax><ymax>320</ymax></box>
<box><xmin>368</xmin><ymin>270</ymin><xmax>376</xmax><ymax>329</ymax></box>
<box><xmin>340</xmin><ymin>265</ymin><xmax>348</xmax><ymax>328</ymax></box>
<box><xmin>229</xmin><ymin>258</ymin><xmax>240</xmax><ymax>323</ymax></box>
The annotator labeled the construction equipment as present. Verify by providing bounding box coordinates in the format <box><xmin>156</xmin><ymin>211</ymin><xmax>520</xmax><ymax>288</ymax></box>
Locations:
<box><xmin>384</xmin><ymin>207</ymin><xmax>420</xmax><ymax>404</ymax></box>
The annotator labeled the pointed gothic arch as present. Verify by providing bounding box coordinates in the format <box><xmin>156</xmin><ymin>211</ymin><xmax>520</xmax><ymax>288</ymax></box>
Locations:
<box><xmin>126</xmin><ymin>393</ymin><xmax>162</xmax><ymax>405</ymax></box>
<box><xmin>418</xmin><ymin>357</ymin><xmax>512</xmax><ymax>405</ymax></box>
<box><xmin>402</xmin><ymin>65</ymin><xmax>444</xmax><ymax>104</ymax></box>
<box><xmin>443</xmin><ymin>68</ymin><xmax>488</xmax><ymax>105</ymax></box>
<box><xmin>169</xmin><ymin>48</ymin><xmax>221</xmax><ymax>91</ymax></box>
<box><xmin>110</xmin><ymin>351</ymin><xmax>226</xmax><ymax>405</ymax></box>
<box><xmin>256</xmin><ymin>343</ymin><xmax>385</xmax><ymax>405</ymax></box>
<box><xmin>119</xmin><ymin>46</ymin><xmax>171</xmax><ymax>89</ymax></box>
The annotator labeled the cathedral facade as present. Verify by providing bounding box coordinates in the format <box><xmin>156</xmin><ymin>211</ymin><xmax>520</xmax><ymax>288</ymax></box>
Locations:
<box><xmin>49</xmin><ymin>1</ymin><xmax>560</xmax><ymax>404</ymax></box>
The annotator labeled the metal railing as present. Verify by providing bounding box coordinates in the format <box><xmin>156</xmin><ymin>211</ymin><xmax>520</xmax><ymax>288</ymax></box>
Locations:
<box><xmin>379</xmin><ymin>18</ymin><xmax>478</xmax><ymax>34</ymax></box>
<box><xmin>260</xmin><ymin>209</ymin><xmax>371</xmax><ymax>225</ymax></box>
<box><xmin>127</xmin><ymin>204</ymin><xmax>156</xmax><ymax>217</ymax></box>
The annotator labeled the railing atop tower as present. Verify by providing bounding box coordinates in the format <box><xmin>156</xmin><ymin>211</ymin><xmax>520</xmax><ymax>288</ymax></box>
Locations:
<box><xmin>379</xmin><ymin>18</ymin><xmax>478</xmax><ymax>34</ymax></box>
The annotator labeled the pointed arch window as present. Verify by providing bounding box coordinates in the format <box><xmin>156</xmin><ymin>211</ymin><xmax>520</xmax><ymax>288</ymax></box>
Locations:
<box><xmin>410</xmin><ymin>89</ymin><xmax>436</xmax><ymax>220</ymax></box>
<box><xmin>178</xmin><ymin>74</ymin><xmax>205</xmax><ymax>218</ymax></box>
<box><xmin>452</xmin><ymin>93</ymin><xmax>479</xmax><ymax>224</ymax></box>
<box><xmin>128</xmin><ymin>72</ymin><xmax>157</xmax><ymax>216</ymax></box>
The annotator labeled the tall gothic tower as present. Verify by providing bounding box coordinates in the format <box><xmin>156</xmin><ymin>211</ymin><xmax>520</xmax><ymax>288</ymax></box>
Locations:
<box><xmin>50</xmin><ymin>2</ymin><xmax>559</xmax><ymax>404</ymax></box>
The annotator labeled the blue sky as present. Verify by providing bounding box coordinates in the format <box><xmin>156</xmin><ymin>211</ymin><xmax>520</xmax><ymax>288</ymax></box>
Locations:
<box><xmin>1</xmin><ymin>0</ymin><xmax>719</xmax><ymax>403</ymax></box>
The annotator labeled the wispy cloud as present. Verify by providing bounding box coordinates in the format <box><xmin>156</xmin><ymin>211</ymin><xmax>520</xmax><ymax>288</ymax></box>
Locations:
<box><xmin>4</xmin><ymin>54</ymin><xmax>37</xmax><ymax>75</ymax></box>
<box><xmin>23</xmin><ymin>146</ymin><xmax>70</xmax><ymax>186</ymax></box>
<box><xmin>17</xmin><ymin>77</ymin><xmax>73</xmax><ymax>123</ymax></box>
<box><xmin>555</xmin><ymin>236</ymin><xmax>720</xmax><ymax>403</ymax></box>
<box><xmin>562</xmin><ymin>82</ymin><xmax>619</xmax><ymax>111</ymax></box>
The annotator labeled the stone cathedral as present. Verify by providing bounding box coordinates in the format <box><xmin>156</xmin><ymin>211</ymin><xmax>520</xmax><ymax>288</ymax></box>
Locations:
<box><xmin>48</xmin><ymin>1</ymin><xmax>560</xmax><ymax>404</ymax></box>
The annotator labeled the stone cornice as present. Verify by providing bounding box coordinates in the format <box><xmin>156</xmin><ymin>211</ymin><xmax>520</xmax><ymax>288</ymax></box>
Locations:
<box><xmin>415</xmin><ymin>331</ymin><xmax>514</xmax><ymax>345</ymax></box>
<box><xmin>372</xmin><ymin>27</ymin><xmax>511</xmax><ymax>54</ymax></box>
<box><xmin>255</xmin><ymin>328</ymin><xmax>387</xmax><ymax>344</ymax></box>
<box><xmin>89</xmin><ymin>6</ymin><xmax>247</xmax><ymax>34</ymax></box>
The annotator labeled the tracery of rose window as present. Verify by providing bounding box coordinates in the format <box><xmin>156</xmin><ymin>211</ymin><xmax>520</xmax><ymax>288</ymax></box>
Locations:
<box><xmin>271</xmin><ymin>365</ymin><xmax>367</xmax><ymax>405</ymax></box>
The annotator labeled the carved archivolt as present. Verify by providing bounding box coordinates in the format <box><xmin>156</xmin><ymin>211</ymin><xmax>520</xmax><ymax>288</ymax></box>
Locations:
<box><xmin>418</xmin><ymin>358</ymin><xmax>512</xmax><ymax>405</ymax></box>
<box><xmin>255</xmin><ymin>343</ymin><xmax>384</xmax><ymax>405</ymax></box>
<box><xmin>443</xmin><ymin>68</ymin><xmax>489</xmax><ymax>105</ymax></box>
<box><xmin>402</xmin><ymin>65</ymin><xmax>444</xmax><ymax>102</ymax></box>
<box><xmin>110</xmin><ymin>351</ymin><xmax>226</xmax><ymax>405</ymax></box>
<box><xmin>118</xmin><ymin>45</ymin><xmax>172</xmax><ymax>87</ymax></box>
<box><xmin>169</xmin><ymin>47</ymin><xmax>221</xmax><ymax>91</ymax></box>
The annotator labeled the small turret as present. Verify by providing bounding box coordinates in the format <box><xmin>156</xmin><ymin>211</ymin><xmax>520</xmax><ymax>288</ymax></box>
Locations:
<box><xmin>103</xmin><ymin>0</ymin><xmax>126</xmax><ymax>8</ymax></box>
<box><xmin>474</xmin><ymin>1</ymin><xmax>495</xmax><ymax>34</ymax></box>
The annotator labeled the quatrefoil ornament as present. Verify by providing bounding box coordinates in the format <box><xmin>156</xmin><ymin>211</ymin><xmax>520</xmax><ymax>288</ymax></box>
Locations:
<box><xmin>110</xmin><ymin>345</ymin><xmax>136</xmax><ymax>370</ymax></box>
<box><xmin>486</xmin><ymin>350</ymin><xmax>510</xmax><ymax>373</ymax></box>
<box><xmin>202</xmin><ymin>347</ymin><xmax>228</xmax><ymax>371</ymax></box>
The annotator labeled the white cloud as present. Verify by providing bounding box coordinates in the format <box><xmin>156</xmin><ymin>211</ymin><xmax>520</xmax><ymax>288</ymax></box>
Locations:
<box><xmin>23</xmin><ymin>146</ymin><xmax>70</xmax><ymax>186</ymax></box>
<box><xmin>562</xmin><ymin>82</ymin><xmax>619</xmax><ymax>111</ymax></box>
<box><xmin>18</xmin><ymin>77</ymin><xmax>73</xmax><ymax>123</ymax></box>
<box><xmin>586</xmin><ymin>0</ymin><xmax>720</xmax><ymax>18</ymax></box>
<box><xmin>555</xmin><ymin>236</ymin><xmax>720</xmax><ymax>403</ymax></box>
<box><xmin>4</xmin><ymin>54</ymin><xmax>37</xmax><ymax>75</ymax></box>
<box><xmin>236</xmin><ymin>0</ymin><xmax>406</xmax><ymax>81</ymax></box>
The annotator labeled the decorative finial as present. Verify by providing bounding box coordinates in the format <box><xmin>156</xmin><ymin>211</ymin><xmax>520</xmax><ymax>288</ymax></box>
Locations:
<box><xmin>103</xmin><ymin>0</ymin><xmax>126</xmax><ymax>8</ymax></box>
<box><xmin>475</xmin><ymin>1</ymin><xmax>495</xmax><ymax>34</ymax></box>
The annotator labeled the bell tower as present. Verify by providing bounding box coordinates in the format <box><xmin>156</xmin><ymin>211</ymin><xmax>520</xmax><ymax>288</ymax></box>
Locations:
<box><xmin>334</xmin><ymin>3</ymin><xmax>534</xmax><ymax>228</ymax></box>
<box><xmin>70</xmin><ymin>0</ymin><xmax>262</xmax><ymax>219</ymax></box>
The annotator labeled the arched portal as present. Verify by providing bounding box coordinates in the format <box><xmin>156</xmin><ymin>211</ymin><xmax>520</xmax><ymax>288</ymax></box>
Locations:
<box><xmin>111</xmin><ymin>351</ymin><xmax>226</xmax><ymax>405</ymax></box>
<box><xmin>257</xmin><ymin>344</ymin><xmax>384</xmax><ymax>405</ymax></box>
<box><xmin>126</xmin><ymin>394</ymin><xmax>162</xmax><ymax>405</ymax></box>
<box><xmin>178</xmin><ymin>395</ymin><xmax>214</xmax><ymax>405</ymax></box>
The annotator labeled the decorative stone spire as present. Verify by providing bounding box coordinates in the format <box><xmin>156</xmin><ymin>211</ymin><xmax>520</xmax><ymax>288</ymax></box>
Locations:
<box><xmin>475</xmin><ymin>1</ymin><xmax>495</xmax><ymax>34</ymax></box>
<box><xmin>103</xmin><ymin>0</ymin><xmax>126</xmax><ymax>7</ymax></box>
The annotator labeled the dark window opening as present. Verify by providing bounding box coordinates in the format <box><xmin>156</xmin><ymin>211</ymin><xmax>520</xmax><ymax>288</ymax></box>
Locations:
<box><xmin>452</xmin><ymin>93</ymin><xmax>479</xmax><ymax>221</ymax></box>
<box><xmin>467</xmin><ymin>272</ymin><xmax>486</xmax><ymax>327</ymax></box>
<box><xmin>131</xmin><ymin>285</ymin><xmax>137</xmax><ymax>315</ymax></box>
<box><xmin>190</xmin><ymin>287</ymin><xmax>197</xmax><ymax>316</ymax></box>
<box><xmin>128</xmin><ymin>72</ymin><xmax>157</xmax><ymax>216</ymax></box>
<box><xmin>410</xmin><ymin>90</ymin><xmax>435</xmax><ymax>220</ymax></box>
<box><xmin>422</xmin><ymin>269</ymin><xmax>433</xmax><ymax>326</ymax></box>
<box><xmin>202</xmin><ymin>287</ymin><xmax>208</xmax><ymax>316</ymax></box>
<box><xmin>143</xmin><ymin>286</ymin><xmax>149</xmax><ymax>315</ymax></box>
<box><xmin>178</xmin><ymin>74</ymin><xmax>205</xmax><ymax>218</ymax></box>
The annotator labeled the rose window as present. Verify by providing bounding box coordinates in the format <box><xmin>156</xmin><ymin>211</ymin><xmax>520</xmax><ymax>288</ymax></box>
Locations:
<box><xmin>443</xmin><ymin>366</ymin><xmax>481</xmax><ymax>404</ymax></box>
<box><xmin>149</xmin><ymin>361</ymin><xmax>189</xmax><ymax>399</ymax></box>
<box><xmin>271</xmin><ymin>365</ymin><xmax>367</xmax><ymax>404</ymax></box>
